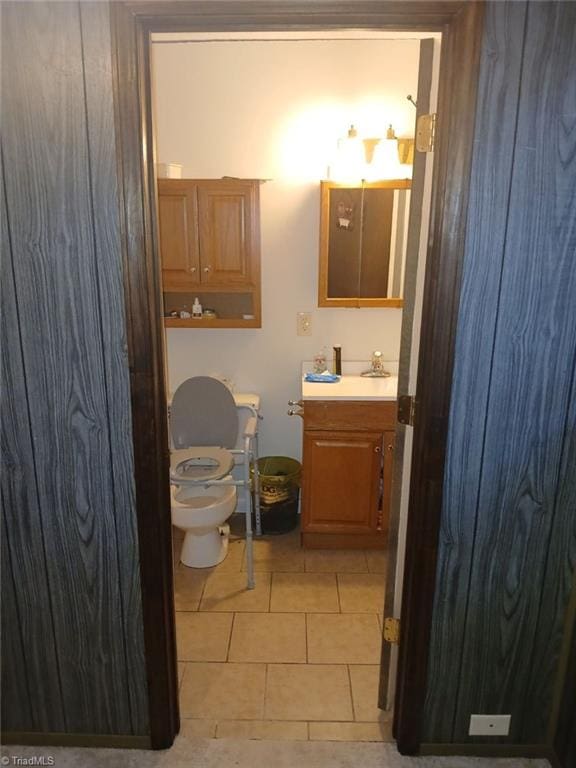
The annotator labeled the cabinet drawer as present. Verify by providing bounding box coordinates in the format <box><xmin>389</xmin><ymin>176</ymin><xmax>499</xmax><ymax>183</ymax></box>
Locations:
<box><xmin>303</xmin><ymin>400</ymin><xmax>396</xmax><ymax>431</ymax></box>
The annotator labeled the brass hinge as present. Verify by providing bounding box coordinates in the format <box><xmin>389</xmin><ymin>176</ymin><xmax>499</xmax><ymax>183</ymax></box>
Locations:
<box><xmin>416</xmin><ymin>113</ymin><xmax>437</xmax><ymax>152</ymax></box>
<box><xmin>383</xmin><ymin>617</ymin><xmax>400</xmax><ymax>644</ymax></box>
<box><xmin>397</xmin><ymin>395</ymin><xmax>417</xmax><ymax>427</ymax></box>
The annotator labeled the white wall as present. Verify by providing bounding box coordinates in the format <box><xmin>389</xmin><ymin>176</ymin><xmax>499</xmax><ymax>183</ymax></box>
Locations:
<box><xmin>152</xmin><ymin>38</ymin><xmax>420</xmax><ymax>459</ymax></box>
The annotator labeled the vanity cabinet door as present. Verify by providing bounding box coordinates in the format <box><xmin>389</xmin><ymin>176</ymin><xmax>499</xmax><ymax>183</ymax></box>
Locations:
<box><xmin>197</xmin><ymin>181</ymin><xmax>257</xmax><ymax>287</ymax></box>
<box><xmin>157</xmin><ymin>180</ymin><xmax>200</xmax><ymax>291</ymax></box>
<box><xmin>302</xmin><ymin>429</ymin><xmax>383</xmax><ymax>535</ymax></box>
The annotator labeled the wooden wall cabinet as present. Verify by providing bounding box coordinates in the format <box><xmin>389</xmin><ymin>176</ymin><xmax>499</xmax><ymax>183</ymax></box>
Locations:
<box><xmin>158</xmin><ymin>178</ymin><xmax>261</xmax><ymax>327</ymax></box>
<box><xmin>301</xmin><ymin>400</ymin><xmax>396</xmax><ymax>548</ymax></box>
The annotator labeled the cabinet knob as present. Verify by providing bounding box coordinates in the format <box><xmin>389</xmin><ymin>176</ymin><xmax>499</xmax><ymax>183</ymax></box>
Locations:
<box><xmin>374</xmin><ymin>445</ymin><xmax>381</xmax><ymax>453</ymax></box>
<box><xmin>203</xmin><ymin>266</ymin><xmax>211</xmax><ymax>273</ymax></box>
<box><xmin>190</xmin><ymin>266</ymin><xmax>197</xmax><ymax>273</ymax></box>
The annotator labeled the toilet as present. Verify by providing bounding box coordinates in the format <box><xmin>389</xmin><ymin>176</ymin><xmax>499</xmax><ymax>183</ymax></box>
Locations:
<box><xmin>171</xmin><ymin>479</ymin><xmax>236</xmax><ymax>567</ymax></box>
<box><xmin>168</xmin><ymin>377</ymin><xmax>258</xmax><ymax>574</ymax></box>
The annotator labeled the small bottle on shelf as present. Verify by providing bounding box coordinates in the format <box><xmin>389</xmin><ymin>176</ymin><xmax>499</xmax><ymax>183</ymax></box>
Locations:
<box><xmin>192</xmin><ymin>297</ymin><xmax>202</xmax><ymax>318</ymax></box>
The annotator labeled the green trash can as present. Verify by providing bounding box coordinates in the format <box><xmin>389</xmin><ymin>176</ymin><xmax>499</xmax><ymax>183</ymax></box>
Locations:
<box><xmin>252</xmin><ymin>456</ymin><xmax>301</xmax><ymax>534</ymax></box>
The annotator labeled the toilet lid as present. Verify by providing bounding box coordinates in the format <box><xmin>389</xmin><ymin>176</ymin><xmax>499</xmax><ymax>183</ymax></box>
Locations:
<box><xmin>170</xmin><ymin>446</ymin><xmax>234</xmax><ymax>483</ymax></box>
<box><xmin>170</xmin><ymin>377</ymin><xmax>238</xmax><ymax>449</ymax></box>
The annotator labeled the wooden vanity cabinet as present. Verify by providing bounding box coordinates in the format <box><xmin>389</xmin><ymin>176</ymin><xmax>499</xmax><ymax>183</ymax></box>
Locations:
<box><xmin>301</xmin><ymin>400</ymin><xmax>396</xmax><ymax>549</ymax></box>
<box><xmin>158</xmin><ymin>178</ymin><xmax>261</xmax><ymax>327</ymax></box>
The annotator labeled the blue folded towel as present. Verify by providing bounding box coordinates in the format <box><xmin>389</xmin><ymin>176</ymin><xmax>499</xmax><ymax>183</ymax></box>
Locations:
<box><xmin>304</xmin><ymin>373</ymin><xmax>341</xmax><ymax>383</ymax></box>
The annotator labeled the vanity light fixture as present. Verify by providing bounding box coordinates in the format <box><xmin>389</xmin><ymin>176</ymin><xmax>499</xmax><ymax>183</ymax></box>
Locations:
<box><xmin>366</xmin><ymin>124</ymin><xmax>406</xmax><ymax>181</ymax></box>
<box><xmin>329</xmin><ymin>123</ymin><xmax>412</xmax><ymax>183</ymax></box>
<box><xmin>329</xmin><ymin>124</ymin><xmax>367</xmax><ymax>183</ymax></box>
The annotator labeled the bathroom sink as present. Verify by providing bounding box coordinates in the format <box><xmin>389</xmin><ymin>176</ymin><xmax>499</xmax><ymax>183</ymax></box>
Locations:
<box><xmin>302</xmin><ymin>372</ymin><xmax>398</xmax><ymax>401</ymax></box>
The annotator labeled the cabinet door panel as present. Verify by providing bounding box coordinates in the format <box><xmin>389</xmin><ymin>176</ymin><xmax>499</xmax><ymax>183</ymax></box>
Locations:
<box><xmin>302</xmin><ymin>430</ymin><xmax>382</xmax><ymax>534</ymax></box>
<box><xmin>197</xmin><ymin>184</ymin><xmax>253</xmax><ymax>285</ymax></box>
<box><xmin>158</xmin><ymin>184</ymin><xmax>199</xmax><ymax>290</ymax></box>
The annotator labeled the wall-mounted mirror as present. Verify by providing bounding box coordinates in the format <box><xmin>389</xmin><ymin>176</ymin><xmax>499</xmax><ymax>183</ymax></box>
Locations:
<box><xmin>318</xmin><ymin>179</ymin><xmax>411</xmax><ymax>308</ymax></box>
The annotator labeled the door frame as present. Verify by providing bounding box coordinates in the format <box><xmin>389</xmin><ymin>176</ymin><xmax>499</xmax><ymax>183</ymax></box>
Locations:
<box><xmin>110</xmin><ymin>0</ymin><xmax>484</xmax><ymax>753</ymax></box>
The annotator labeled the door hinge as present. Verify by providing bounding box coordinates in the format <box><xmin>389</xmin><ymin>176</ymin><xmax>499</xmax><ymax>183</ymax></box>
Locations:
<box><xmin>416</xmin><ymin>113</ymin><xmax>437</xmax><ymax>153</ymax></box>
<box><xmin>383</xmin><ymin>617</ymin><xmax>400</xmax><ymax>645</ymax></box>
<box><xmin>397</xmin><ymin>395</ymin><xmax>417</xmax><ymax>427</ymax></box>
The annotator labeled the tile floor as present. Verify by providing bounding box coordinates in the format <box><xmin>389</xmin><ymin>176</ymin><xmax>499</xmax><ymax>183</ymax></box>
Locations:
<box><xmin>172</xmin><ymin>524</ymin><xmax>391</xmax><ymax>742</ymax></box>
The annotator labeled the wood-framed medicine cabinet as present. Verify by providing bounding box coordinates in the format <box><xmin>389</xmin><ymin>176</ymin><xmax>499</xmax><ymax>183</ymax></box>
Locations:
<box><xmin>318</xmin><ymin>178</ymin><xmax>411</xmax><ymax>308</ymax></box>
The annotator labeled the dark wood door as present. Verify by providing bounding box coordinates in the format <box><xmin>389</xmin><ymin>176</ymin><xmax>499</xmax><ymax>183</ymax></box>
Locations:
<box><xmin>197</xmin><ymin>181</ymin><xmax>254</xmax><ymax>286</ymax></box>
<box><xmin>158</xmin><ymin>180</ymin><xmax>200</xmax><ymax>291</ymax></box>
<box><xmin>302</xmin><ymin>429</ymin><xmax>383</xmax><ymax>534</ymax></box>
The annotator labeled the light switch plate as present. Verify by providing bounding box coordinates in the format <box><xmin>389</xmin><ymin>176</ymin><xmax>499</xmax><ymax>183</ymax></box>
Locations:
<box><xmin>297</xmin><ymin>312</ymin><xmax>312</xmax><ymax>336</ymax></box>
<box><xmin>468</xmin><ymin>714</ymin><xmax>511</xmax><ymax>736</ymax></box>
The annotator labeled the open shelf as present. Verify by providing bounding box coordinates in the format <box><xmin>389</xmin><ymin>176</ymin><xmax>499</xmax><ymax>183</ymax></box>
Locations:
<box><xmin>163</xmin><ymin>290</ymin><xmax>261</xmax><ymax>329</ymax></box>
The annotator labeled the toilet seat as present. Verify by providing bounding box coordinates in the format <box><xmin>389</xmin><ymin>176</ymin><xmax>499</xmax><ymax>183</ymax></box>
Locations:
<box><xmin>170</xmin><ymin>446</ymin><xmax>234</xmax><ymax>483</ymax></box>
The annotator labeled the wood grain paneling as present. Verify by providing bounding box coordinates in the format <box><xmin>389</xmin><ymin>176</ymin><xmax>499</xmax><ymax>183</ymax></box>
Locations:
<box><xmin>1</xmin><ymin>0</ymin><xmax>148</xmax><ymax>736</ymax></box>
<box><xmin>1</xmin><ymin>508</ymin><xmax>33</xmax><ymax>731</ymax></box>
<box><xmin>452</xmin><ymin>0</ymin><xmax>576</xmax><ymax>744</ymax></box>
<box><xmin>79</xmin><ymin>2</ymin><xmax>149</xmax><ymax>735</ymax></box>
<box><xmin>423</xmin><ymin>0</ymin><xmax>529</xmax><ymax>741</ymax></box>
<box><xmin>425</xmin><ymin>0</ymin><xmax>576</xmax><ymax>749</ymax></box>
<box><xmin>554</xmin><ymin>580</ymin><xmax>576</xmax><ymax>767</ymax></box>
<box><xmin>1</xmin><ymin>160</ymin><xmax>66</xmax><ymax>732</ymax></box>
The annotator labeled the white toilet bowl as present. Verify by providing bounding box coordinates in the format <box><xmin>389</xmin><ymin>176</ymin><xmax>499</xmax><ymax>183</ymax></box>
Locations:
<box><xmin>171</xmin><ymin>478</ymin><xmax>237</xmax><ymax>568</ymax></box>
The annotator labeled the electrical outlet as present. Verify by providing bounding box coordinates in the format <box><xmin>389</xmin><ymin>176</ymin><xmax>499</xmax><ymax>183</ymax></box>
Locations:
<box><xmin>297</xmin><ymin>311</ymin><xmax>312</xmax><ymax>336</ymax></box>
<box><xmin>468</xmin><ymin>714</ymin><xmax>511</xmax><ymax>736</ymax></box>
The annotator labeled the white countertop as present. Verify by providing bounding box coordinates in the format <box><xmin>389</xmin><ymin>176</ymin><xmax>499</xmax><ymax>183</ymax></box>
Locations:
<box><xmin>301</xmin><ymin>361</ymin><xmax>398</xmax><ymax>401</ymax></box>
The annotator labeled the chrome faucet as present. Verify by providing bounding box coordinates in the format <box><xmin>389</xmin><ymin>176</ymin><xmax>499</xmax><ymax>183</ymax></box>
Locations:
<box><xmin>361</xmin><ymin>350</ymin><xmax>390</xmax><ymax>378</ymax></box>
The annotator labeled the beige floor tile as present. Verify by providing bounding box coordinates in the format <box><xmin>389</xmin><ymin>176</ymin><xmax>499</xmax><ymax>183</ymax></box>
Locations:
<box><xmin>304</xmin><ymin>550</ymin><xmax>368</xmax><ymax>573</ymax></box>
<box><xmin>180</xmin><ymin>662</ymin><xmax>266</xmax><ymax>719</ymax></box>
<box><xmin>176</xmin><ymin>612</ymin><xmax>233</xmax><ymax>661</ymax></box>
<box><xmin>216</xmin><ymin>720</ymin><xmax>308</xmax><ymax>740</ymax></box>
<box><xmin>270</xmin><ymin>573</ymin><xmax>339</xmax><ymax>613</ymax></box>
<box><xmin>308</xmin><ymin>720</ymin><xmax>392</xmax><ymax>741</ymax></box>
<box><xmin>178</xmin><ymin>662</ymin><xmax>186</xmax><ymax>689</ymax></box>
<box><xmin>208</xmin><ymin>538</ymin><xmax>246</xmax><ymax>574</ymax></box>
<box><xmin>180</xmin><ymin>718</ymin><xmax>217</xmax><ymax>739</ymax></box>
<box><xmin>365</xmin><ymin>550</ymin><xmax>388</xmax><ymax>574</ymax></box>
<box><xmin>337</xmin><ymin>574</ymin><xmax>385</xmax><ymax>613</ymax></box>
<box><xmin>200</xmin><ymin>572</ymin><xmax>271</xmax><ymax>612</ymax></box>
<box><xmin>307</xmin><ymin>614</ymin><xmax>382</xmax><ymax>664</ymax></box>
<box><xmin>242</xmin><ymin>535</ymin><xmax>305</xmax><ymax>573</ymax></box>
<box><xmin>349</xmin><ymin>664</ymin><xmax>393</xmax><ymax>722</ymax></box>
<box><xmin>173</xmin><ymin>567</ymin><xmax>207</xmax><ymax>611</ymax></box>
<box><xmin>265</xmin><ymin>663</ymin><xmax>353</xmax><ymax>721</ymax></box>
<box><xmin>228</xmin><ymin>613</ymin><xmax>306</xmax><ymax>663</ymax></box>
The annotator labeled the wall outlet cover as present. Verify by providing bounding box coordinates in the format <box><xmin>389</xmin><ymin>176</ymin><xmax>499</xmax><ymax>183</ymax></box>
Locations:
<box><xmin>296</xmin><ymin>311</ymin><xmax>312</xmax><ymax>336</ymax></box>
<box><xmin>468</xmin><ymin>714</ymin><xmax>511</xmax><ymax>736</ymax></box>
